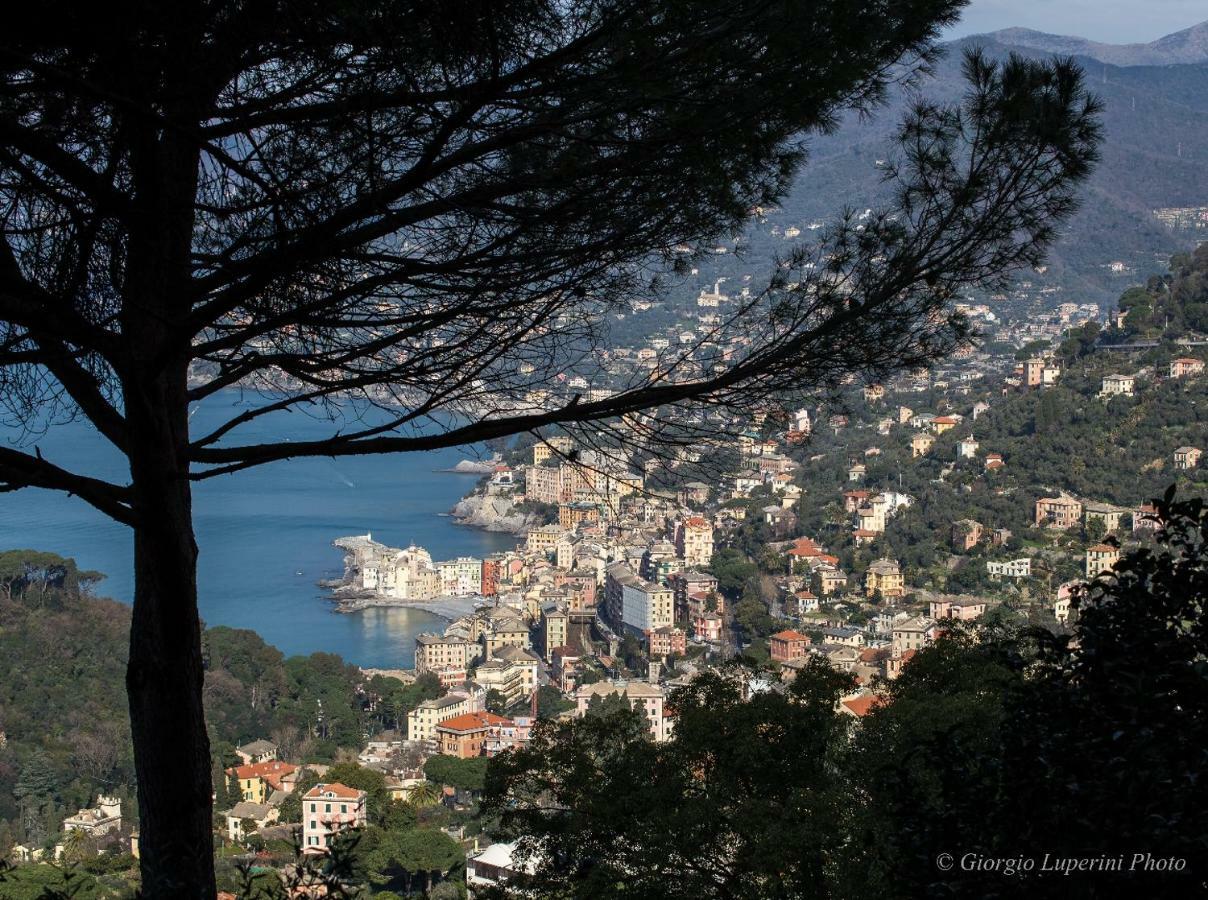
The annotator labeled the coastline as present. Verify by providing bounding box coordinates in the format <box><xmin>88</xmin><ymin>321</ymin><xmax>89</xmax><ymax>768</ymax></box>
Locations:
<box><xmin>330</xmin><ymin>589</ymin><xmax>487</xmax><ymax>621</ymax></box>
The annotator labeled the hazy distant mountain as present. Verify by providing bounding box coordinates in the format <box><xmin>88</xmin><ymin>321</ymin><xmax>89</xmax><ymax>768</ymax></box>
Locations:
<box><xmin>978</xmin><ymin>21</ymin><xmax>1208</xmax><ymax>67</ymax></box>
<box><xmin>744</xmin><ymin>25</ymin><xmax>1208</xmax><ymax>304</ymax></box>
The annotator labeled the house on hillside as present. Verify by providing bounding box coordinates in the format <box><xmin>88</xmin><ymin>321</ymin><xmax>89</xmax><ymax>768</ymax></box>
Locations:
<box><xmin>235</xmin><ymin>740</ymin><xmax>278</xmax><ymax>766</ymax></box>
<box><xmin>1035</xmin><ymin>494</ymin><xmax>1083</xmax><ymax>529</ymax></box>
<box><xmin>302</xmin><ymin>783</ymin><xmax>367</xmax><ymax>853</ymax></box>
<box><xmin>1174</xmin><ymin>446</ymin><xmax>1202</xmax><ymax>470</ymax></box>
<box><xmin>1099</xmin><ymin>373</ymin><xmax>1134</xmax><ymax>397</ymax></box>
<box><xmin>865</xmin><ymin>558</ymin><xmax>905</xmax><ymax>598</ymax></box>
<box><xmin>1170</xmin><ymin>357</ymin><xmax>1204</xmax><ymax>379</ymax></box>
<box><xmin>1086</xmin><ymin>544</ymin><xmax>1121</xmax><ymax>578</ymax></box>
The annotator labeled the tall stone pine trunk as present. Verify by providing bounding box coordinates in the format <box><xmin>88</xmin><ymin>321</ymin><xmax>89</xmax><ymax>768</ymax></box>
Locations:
<box><xmin>122</xmin><ymin>114</ymin><xmax>217</xmax><ymax>895</ymax></box>
<box><xmin>125</xmin><ymin>383</ymin><xmax>215</xmax><ymax>896</ymax></box>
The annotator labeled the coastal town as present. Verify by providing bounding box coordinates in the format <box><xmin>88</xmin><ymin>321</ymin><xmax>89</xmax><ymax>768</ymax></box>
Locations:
<box><xmin>218</xmin><ymin>248</ymin><xmax>1206</xmax><ymax>888</ymax></box>
<box><xmin>5</xmin><ymin>3</ymin><xmax>1208</xmax><ymax>896</ymax></box>
<box><xmin>5</xmin><ymin>245</ymin><xmax>1207</xmax><ymax>898</ymax></box>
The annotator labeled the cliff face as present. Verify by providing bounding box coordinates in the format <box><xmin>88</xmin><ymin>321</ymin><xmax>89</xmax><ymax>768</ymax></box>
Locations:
<box><xmin>451</xmin><ymin>491</ymin><xmax>540</xmax><ymax>534</ymax></box>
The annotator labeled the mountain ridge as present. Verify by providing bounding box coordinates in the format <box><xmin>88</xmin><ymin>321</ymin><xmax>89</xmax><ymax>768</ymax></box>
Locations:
<box><xmin>973</xmin><ymin>20</ymin><xmax>1208</xmax><ymax>67</ymax></box>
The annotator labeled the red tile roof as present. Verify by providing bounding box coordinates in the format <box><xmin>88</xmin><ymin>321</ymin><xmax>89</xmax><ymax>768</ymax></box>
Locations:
<box><xmin>303</xmin><ymin>782</ymin><xmax>364</xmax><ymax>800</ymax></box>
<box><xmin>436</xmin><ymin>711</ymin><xmax>511</xmax><ymax>734</ymax></box>
<box><xmin>227</xmin><ymin>760</ymin><xmax>298</xmax><ymax>790</ymax></box>
<box><xmin>771</xmin><ymin>629</ymin><xmax>810</xmax><ymax>643</ymax></box>
<box><xmin>840</xmin><ymin>695</ymin><xmax>884</xmax><ymax>717</ymax></box>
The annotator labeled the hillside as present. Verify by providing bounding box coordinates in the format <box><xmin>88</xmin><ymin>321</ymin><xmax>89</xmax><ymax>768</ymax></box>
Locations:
<box><xmin>0</xmin><ymin>552</ymin><xmax>436</xmax><ymax>858</ymax></box>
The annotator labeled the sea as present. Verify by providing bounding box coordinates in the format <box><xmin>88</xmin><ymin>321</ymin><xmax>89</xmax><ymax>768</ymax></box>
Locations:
<box><xmin>0</xmin><ymin>394</ymin><xmax>516</xmax><ymax>668</ymax></box>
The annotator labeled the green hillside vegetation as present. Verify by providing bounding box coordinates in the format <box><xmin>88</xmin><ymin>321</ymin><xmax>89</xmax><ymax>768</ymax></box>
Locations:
<box><xmin>1108</xmin><ymin>243</ymin><xmax>1208</xmax><ymax>339</ymax></box>
<box><xmin>0</xmin><ymin>550</ymin><xmax>441</xmax><ymax>863</ymax></box>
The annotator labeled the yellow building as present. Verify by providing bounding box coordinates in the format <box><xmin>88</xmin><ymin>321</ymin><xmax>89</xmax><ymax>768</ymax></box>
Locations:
<box><xmin>865</xmin><ymin>558</ymin><xmax>905</xmax><ymax>598</ymax></box>
<box><xmin>1086</xmin><ymin>544</ymin><xmax>1121</xmax><ymax>578</ymax></box>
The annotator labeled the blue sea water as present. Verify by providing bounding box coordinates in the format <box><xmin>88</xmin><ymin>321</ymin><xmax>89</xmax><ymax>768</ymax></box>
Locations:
<box><xmin>0</xmin><ymin>395</ymin><xmax>515</xmax><ymax>668</ymax></box>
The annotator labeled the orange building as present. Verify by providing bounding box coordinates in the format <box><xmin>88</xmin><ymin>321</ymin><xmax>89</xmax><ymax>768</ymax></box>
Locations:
<box><xmin>435</xmin><ymin>711</ymin><xmax>512</xmax><ymax>759</ymax></box>
<box><xmin>769</xmin><ymin>629</ymin><xmax>811</xmax><ymax>662</ymax></box>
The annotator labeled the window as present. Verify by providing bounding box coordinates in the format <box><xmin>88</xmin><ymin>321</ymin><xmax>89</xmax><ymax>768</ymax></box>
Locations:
<box><xmin>310</xmin><ymin>803</ymin><xmax>316</xmax><ymax>812</ymax></box>
<box><xmin>341</xmin><ymin>804</ymin><xmax>347</xmax><ymax>813</ymax></box>
<box><xmin>325</xmin><ymin>803</ymin><xmax>331</xmax><ymax>813</ymax></box>
<box><xmin>310</xmin><ymin>821</ymin><xmax>316</xmax><ymax>830</ymax></box>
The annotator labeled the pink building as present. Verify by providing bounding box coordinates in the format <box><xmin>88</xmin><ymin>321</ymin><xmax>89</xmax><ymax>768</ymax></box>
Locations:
<box><xmin>928</xmin><ymin>597</ymin><xmax>988</xmax><ymax>621</ymax></box>
<box><xmin>302</xmin><ymin>783</ymin><xmax>367</xmax><ymax>853</ymax></box>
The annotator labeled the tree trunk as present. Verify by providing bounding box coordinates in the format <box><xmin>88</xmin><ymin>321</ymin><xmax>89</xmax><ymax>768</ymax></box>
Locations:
<box><xmin>125</xmin><ymin>391</ymin><xmax>216</xmax><ymax>896</ymax></box>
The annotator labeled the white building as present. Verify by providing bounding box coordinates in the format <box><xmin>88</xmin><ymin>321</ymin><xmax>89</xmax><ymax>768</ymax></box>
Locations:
<box><xmin>62</xmin><ymin>796</ymin><xmax>122</xmax><ymax>838</ymax></box>
<box><xmin>987</xmin><ymin>558</ymin><xmax>1032</xmax><ymax>579</ymax></box>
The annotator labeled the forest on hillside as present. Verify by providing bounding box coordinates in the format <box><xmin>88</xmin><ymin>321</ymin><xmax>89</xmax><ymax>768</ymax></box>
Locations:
<box><xmin>0</xmin><ymin>551</ymin><xmax>438</xmax><ymax>859</ymax></box>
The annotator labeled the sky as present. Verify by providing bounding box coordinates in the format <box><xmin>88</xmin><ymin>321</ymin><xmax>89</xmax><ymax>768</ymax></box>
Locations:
<box><xmin>947</xmin><ymin>0</ymin><xmax>1205</xmax><ymax>43</ymax></box>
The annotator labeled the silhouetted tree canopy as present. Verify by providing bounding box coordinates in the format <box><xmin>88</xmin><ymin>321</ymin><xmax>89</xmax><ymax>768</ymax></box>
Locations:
<box><xmin>0</xmin><ymin>2</ymin><xmax>1100</xmax><ymax>893</ymax></box>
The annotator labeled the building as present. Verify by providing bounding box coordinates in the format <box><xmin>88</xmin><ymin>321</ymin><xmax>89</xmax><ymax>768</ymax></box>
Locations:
<box><xmin>1024</xmin><ymin>358</ymin><xmax>1045</xmax><ymax>387</ymax></box>
<box><xmin>951</xmin><ymin>519</ymin><xmax>983</xmax><ymax>551</ymax></box>
<box><xmin>473</xmin><ymin>647</ymin><xmax>539</xmax><ymax>707</ymax></box>
<box><xmin>892</xmin><ymin>617</ymin><xmax>937</xmax><ymax>653</ymax></box>
<box><xmin>910</xmin><ymin>433</ymin><xmax>935</xmax><ymax>457</ymax></box>
<box><xmin>234</xmin><ymin>740</ymin><xmax>278</xmax><ymax>766</ymax></box>
<box><xmin>435</xmin><ymin>711</ymin><xmax>512</xmax><ymax>759</ymax></box>
<box><xmin>821</xmin><ymin>626</ymin><xmax>865</xmax><ymax>648</ymax></box>
<box><xmin>932</xmin><ymin>416</ymin><xmax>957</xmax><ymax>434</ymax></box>
<box><xmin>339</xmin><ymin>537</ymin><xmax>440</xmax><ymax>600</ymax></box>
<box><xmin>225</xmin><ymin>801</ymin><xmax>275</xmax><ymax>843</ymax></box>
<box><xmin>559</xmin><ymin>502</ymin><xmax>599</xmax><ymax>531</ymax></box>
<box><xmin>483</xmin><ymin>616</ymin><xmax>531</xmax><ymax>658</ymax></box>
<box><xmin>816</xmin><ymin>567</ymin><xmax>848</xmax><ymax>596</ymax></box>
<box><xmin>436</xmin><ymin>557</ymin><xmax>483</xmax><ymax>596</ymax></box>
<box><xmin>1170</xmin><ymin>357</ymin><xmax>1204</xmax><ymax>379</ymax></box>
<box><xmin>987</xmin><ymin>558</ymin><xmax>1032</xmax><ymax>579</ymax></box>
<box><xmin>62</xmin><ymin>797</ymin><xmax>122</xmax><ymax>838</ymax></box>
<box><xmin>1100</xmin><ymin>373</ymin><xmax>1135</xmax><ymax>397</ymax></box>
<box><xmin>1035</xmin><ymin>494</ymin><xmax>1083</xmax><ymax>529</ymax></box>
<box><xmin>648</xmin><ymin>625</ymin><xmax>687</xmax><ymax>658</ymax></box>
<box><xmin>865</xmin><ymin>558</ymin><xmax>905</xmax><ymax>598</ymax></box>
<box><xmin>956</xmin><ymin>437</ymin><xmax>979</xmax><ymax>459</ymax></box>
<box><xmin>675</xmin><ymin>516</ymin><xmax>715</xmax><ymax>567</ymax></box>
<box><xmin>407</xmin><ymin>691</ymin><xmax>482</xmax><ymax>743</ymax></box>
<box><xmin>302</xmin><ymin>783</ymin><xmax>367</xmax><ymax>853</ymax></box>
<box><xmin>1083</xmin><ymin>501</ymin><xmax>1126</xmax><ymax>534</ymax></box>
<box><xmin>769</xmin><ymin>629</ymin><xmax>811</xmax><ymax>662</ymax></box>
<box><xmin>415</xmin><ymin>633</ymin><xmax>476</xmax><ymax>679</ymax></box>
<box><xmin>539</xmin><ymin>603</ymin><xmax>569</xmax><ymax>661</ymax></box>
<box><xmin>669</xmin><ymin>570</ymin><xmax>719</xmax><ymax>618</ymax></box>
<box><xmin>1174</xmin><ymin>446</ymin><xmax>1202</xmax><ymax>470</ymax></box>
<box><xmin>575</xmin><ymin>681</ymin><xmax>671</xmax><ymax>742</ymax></box>
<box><xmin>532</xmin><ymin>436</ymin><xmax>574</xmax><ymax>465</ymax></box>
<box><xmin>929</xmin><ymin>596</ymin><xmax>989</xmax><ymax>621</ymax></box>
<box><xmin>604</xmin><ymin>562</ymin><xmax>674</xmax><ymax>638</ymax></box>
<box><xmin>693</xmin><ymin>611</ymin><xmax>724</xmax><ymax>643</ymax></box>
<box><xmin>1086</xmin><ymin>544</ymin><xmax>1121</xmax><ymax>578</ymax></box>
<box><xmin>525</xmin><ymin>523</ymin><xmax>567</xmax><ymax>554</ymax></box>
<box><xmin>467</xmin><ymin>842</ymin><xmax>537</xmax><ymax>890</ymax></box>
<box><xmin>226</xmin><ymin>760</ymin><xmax>298</xmax><ymax>805</ymax></box>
